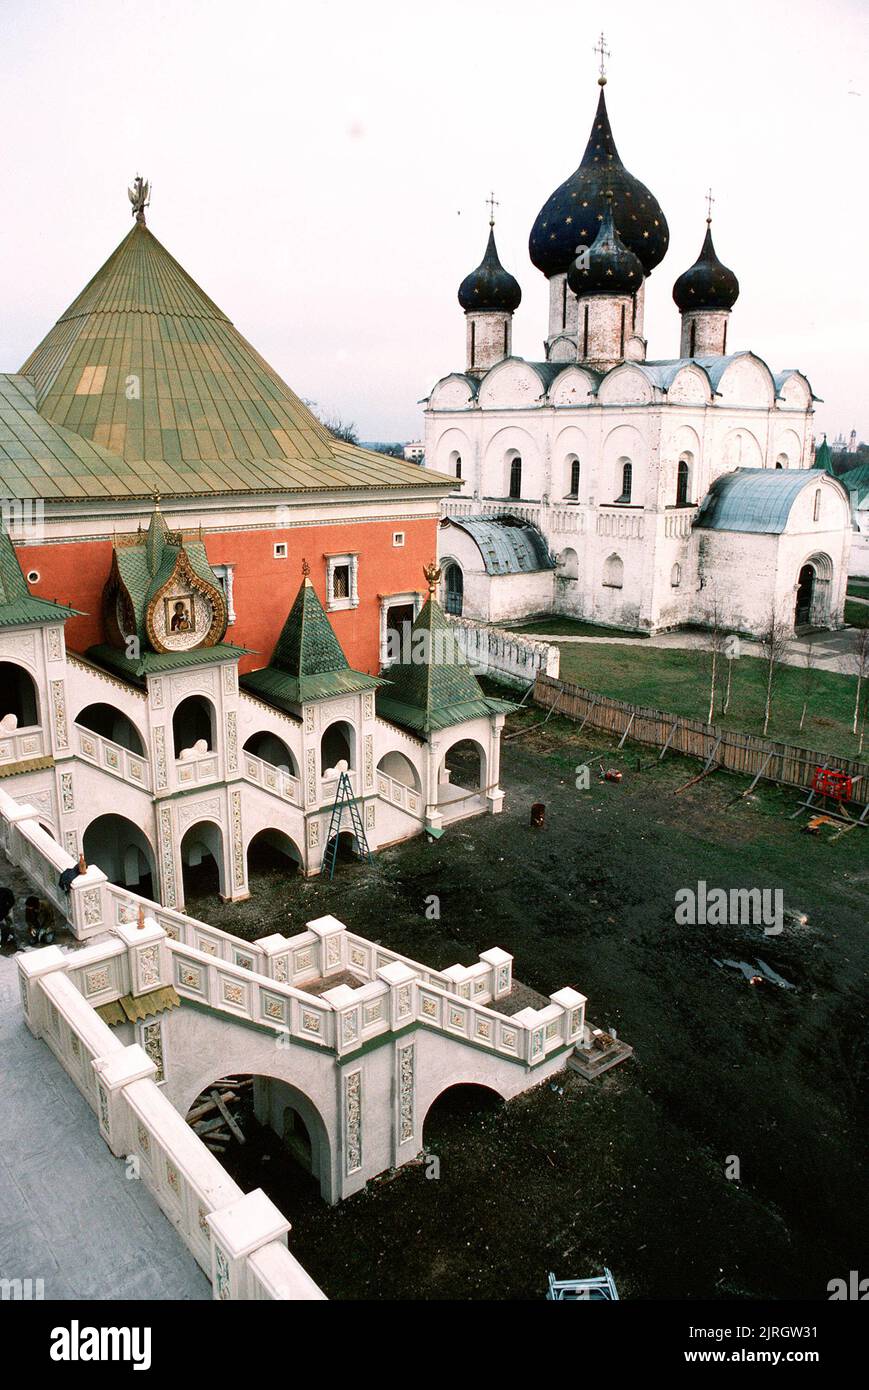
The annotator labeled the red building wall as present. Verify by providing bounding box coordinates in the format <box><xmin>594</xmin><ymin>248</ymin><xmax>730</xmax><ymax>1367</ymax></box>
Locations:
<box><xmin>17</xmin><ymin>515</ymin><xmax>437</xmax><ymax>676</ymax></box>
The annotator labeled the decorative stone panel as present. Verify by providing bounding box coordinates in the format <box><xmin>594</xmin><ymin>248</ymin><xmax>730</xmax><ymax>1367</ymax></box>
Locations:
<box><xmin>398</xmin><ymin>1044</ymin><xmax>414</xmax><ymax>1145</ymax></box>
<box><xmin>344</xmin><ymin>1070</ymin><xmax>362</xmax><ymax>1175</ymax></box>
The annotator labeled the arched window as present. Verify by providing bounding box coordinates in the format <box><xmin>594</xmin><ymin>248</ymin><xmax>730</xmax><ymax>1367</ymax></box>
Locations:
<box><xmin>671</xmin><ymin>563</ymin><xmax>682</xmax><ymax>587</ymax></box>
<box><xmin>603</xmin><ymin>554</ymin><xmax>624</xmax><ymax>589</ymax></box>
<box><xmin>676</xmin><ymin>459</ymin><xmax>690</xmax><ymax>508</ymax></box>
<box><xmin>455</xmin><ymin>455</ymin><xmax>462</xmax><ymax>480</ymax></box>
<box><xmin>509</xmin><ymin>456</ymin><xmax>522</xmax><ymax>499</ymax></box>
<box><xmin>813</xmin><ymin>489</ymin><xmax>821</xmax><ymax>523</ymax></box>
<box><xmin>616</xmin><ymin>460</ymin><xmax>632</xmax><ymax>504</ymax></box>
<box><xmin>444</xmin><ymin>563</ymin><xmax>464</xmax><ymax>616</ymax></box>
<box><xmin>566</xmin><ymin>457</ymin><xmax>580</xmax><ymax>498</ymax></box>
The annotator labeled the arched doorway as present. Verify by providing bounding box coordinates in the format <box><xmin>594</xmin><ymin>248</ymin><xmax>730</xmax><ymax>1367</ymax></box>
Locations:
<box><xmin>320</xmin><ymin>721</ymin><xmax>355</xmax><ymax>775</ymax></box>
<box><xmin>377</xmin><ymin>751</ymin><xmax>422</xmax><ymax>792</ymax></box>
<box><xmin>443</xmin><ymin>562</ymin><xmax>463</xmax><ymax>616</ymax></box>
<box><xmin>246</xmin><ymin>828</ymin><xmax>303</xmax><ymax>886</ymax></box>
<box><xmin>0</xmin><ymin>662</ymin><xmax>39</xmax><ymax>728</ymax></box>
<box><xmin>173</xmin><ymin>696</ymin><xmax>216</xmax><ymax>757</ymax></box>
<box><xmin>180</xmin><ymin>821</ymin><xmax>225</xmax><ymax>902</ymax></box>
<box><xmin>423</xmin><ymin>1083</ymin><xmax>504</xmax><ymax>1148</ymax></box>
<box><xmin>795</xmin><ymin>553</ymin><xmax>833</xmax><ymax>628</ymax></box>
<box><xmin>438</xmin><ymin>738</ymin><xmax>486</xmax><ymax>822</ymax></box>
<box><xmin>82</xmin><ymin>814</ymin><xmax>156</xmax><ymax>896</ymax></box>
<box><xmin>243</xmin><ymin>731</ymin><xmax>299</xmax><ymax>777</ymax></box>
<box><xmin>75</xmin><ymin>702</ymin><xmax>145</xmax><ymax>754</ymax></box>
<box><xmin>795</xmin><ymin>565</ymin><xmax>814</xmax><ymax>627</ymax></box>
<box><xmin>183</xmin><ymin>1073</ymin><xmax>332</xmax><ymax>1202</ymax></box>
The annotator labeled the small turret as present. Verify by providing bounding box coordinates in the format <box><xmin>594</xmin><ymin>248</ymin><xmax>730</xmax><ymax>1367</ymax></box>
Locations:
<box><xmin>458</xmin><ymin>208</ymin><xmax>522</xmax><ymax>377</ymax></box>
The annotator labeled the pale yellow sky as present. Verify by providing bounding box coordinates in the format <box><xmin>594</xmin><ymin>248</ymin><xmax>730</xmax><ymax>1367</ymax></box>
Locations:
<box><xmin>1</xmin><ymin>0</ymin><xmax>866</xmax><ymax>441</ymax></box>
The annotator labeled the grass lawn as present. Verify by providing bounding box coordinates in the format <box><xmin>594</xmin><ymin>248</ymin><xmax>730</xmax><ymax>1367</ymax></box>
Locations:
<box><xmin>552</xmin><ymin>641</ymin><xmax>867</xmax><ymax>759</ymax></box>
<box><xmin>844</xmin><ymin>599</ymin><xmax>869</xmax><ymax>628</ymax></box>
<box><xmin>847</xmin><ymin>579</ymin><xmax>869</xmax><ymax>598</ymax></box>
<box><xmin>509</xmin><ymin>616</ymin><xmax>648</xmax><ymax>639</ymax></box>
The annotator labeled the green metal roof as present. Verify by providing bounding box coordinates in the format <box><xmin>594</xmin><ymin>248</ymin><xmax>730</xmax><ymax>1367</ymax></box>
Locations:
<box><xmin>86</xmin><ymin>641</ymin><xmax>248</xmax><ymax>682</ymax></box>
<box><xmin>812</xmin><ymin>438</ymin><xmax>835</xmax><ymax>474</ymax></box>
<box><xmin>0</xmin><ymin>524</ymin><xmax>80</xmax><ymax>627</ymax></box>
<box><xmin>695</xmin><ymin>467</ymin><xmax>838</xmax><ymax>534</ymax></box>
<box><xmin>8</xmin><ymin>222</ymin><xmax>453</xmax><ymax>502</ymax></box>
<box><xmin>113</xmin><ymin>506</ymin><xmax>225</xmax><ymax>645</ymax></box>
<box><xmin>839</xmin><ymin>462</ymin><xmax>869</xmax><ymax>507</ymax></box>
<box><xmin>241</xmin><ymin>576</ymin><xmax>380</xmax><ymax>710</ymax></box>
<box><xmin>375</xmin><ymin>595</ymin><xmax>516</xmax><ymax>734</ymax></box>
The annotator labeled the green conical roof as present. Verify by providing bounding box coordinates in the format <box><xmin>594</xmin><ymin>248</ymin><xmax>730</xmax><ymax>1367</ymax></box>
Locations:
<box><xmin>0</xmin><ymin>525</ymin><xmax>79</xmax><ymax>628</ymax></box>
<box><xmin>813</xmin><ymin>437</ymin><xmax>835</xmax><ymax>474</ymax></box>
<box><xmin>12</xmin><ymin>221</ymin><xmax>452</xmax><ymax>502</ymax></box>
<box><xmin>375</xmin><ymin>595</ymin><xmax>515</xmax><ymax>735</ymax></box>
<box><xmin>241</xmin><ymin>576</ymin><xmax>380</xmax><ymax>710</ymax></box>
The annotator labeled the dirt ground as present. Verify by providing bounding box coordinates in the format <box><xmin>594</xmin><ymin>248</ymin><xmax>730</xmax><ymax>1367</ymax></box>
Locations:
<box><xmin>190</xmin><ymin>707</ymin><xmax>868</xmax><ymax>1301</ymax></box>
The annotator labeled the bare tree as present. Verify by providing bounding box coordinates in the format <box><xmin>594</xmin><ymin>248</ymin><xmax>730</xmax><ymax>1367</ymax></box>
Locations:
<box><xmin>849</xmin><ymin>626</ymin><xmax>869</xmax><ymax>737</ymax></box>
<box><xmin>798</xmin><ymin>637</ymin><xmax>818</xmax><ymax>732</ymax></box>
<box><xmin>704</xmin><ymin>601</ymin><xmax>727</xmax><ymax>724</ymax></box>
<box><xmin>758</xmin><ymin>601</ymin><xmax>793</xmax><ymax>736</ymax></box>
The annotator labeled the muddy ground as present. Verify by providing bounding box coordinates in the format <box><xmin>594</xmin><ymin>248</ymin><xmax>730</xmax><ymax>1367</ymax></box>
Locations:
<box><xmin>190</xmin><ymin>708</ymin><xmax>868</xmax><ymax>1301</ymax></box>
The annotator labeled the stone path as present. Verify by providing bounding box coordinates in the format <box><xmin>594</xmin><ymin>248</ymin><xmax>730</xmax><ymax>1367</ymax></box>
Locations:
<box><xmin>0</xmin><ymin>852</ymin><xmax>209</xmax><ymax>1301</ymax></box>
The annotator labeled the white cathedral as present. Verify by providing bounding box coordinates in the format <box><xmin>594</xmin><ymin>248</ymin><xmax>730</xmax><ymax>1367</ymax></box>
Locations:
<box><xmin>422</xmin><ymin>70</ymin><xmax>853</xmax><ymax>637</ymax></box>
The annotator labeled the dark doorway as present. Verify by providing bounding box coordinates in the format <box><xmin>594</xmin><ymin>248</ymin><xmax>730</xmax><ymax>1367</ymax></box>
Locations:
<box><xmin>795</xmin><ymin>565</ymin><xmax>814</xmax><ymax>626</ymax></box>
<box><xmin>385</xmin><ymin>603</ymin><xmax>415</xmax><ymax>663</ymax></box>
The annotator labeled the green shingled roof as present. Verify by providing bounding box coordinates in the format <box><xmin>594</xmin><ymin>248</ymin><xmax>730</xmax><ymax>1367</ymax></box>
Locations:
<box><xmin>0</xmin><ymin>524</ymin><xmax>79</xmax><ymax>628</ymax></box>
<box><xmin>86</xmin><ymin>641</ymin><xmax>248</xmax><ymax>682</ymax></box>
<box><xmin>7</xmin><ymin>222</ymin><xmax>453</xmax><ymax>502</ymax></box>
<box><xmin>241</xmin><ymin>576</ymin><xmax>380</xmax><ymax>710</ymax></box>
<box><xmin>812</xmin><ymin>438</ymin><xmax>835</xmax><ymax>475</ymax></box>
<box><xmin>375</xmin><ymin>595</ymin><xmax>516</xmax><ymax>734</ymax></box>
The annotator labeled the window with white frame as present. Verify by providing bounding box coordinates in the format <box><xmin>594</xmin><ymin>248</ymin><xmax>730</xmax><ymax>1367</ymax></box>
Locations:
<box><xmin>212</xmin><ymin>563</ymin><xmax>236</xmax><ymax>623</ymax></box>
<box><xmin>274</xmin><ymin>542</ymin><xmax>288</xmax><ymax>559</ymax></box>
<box><xmin>393</xmin><ymin>532</ymin><xmax>405</xmax><ymax>547</ymax></box>
<box><xmin>326</xmin><ymin>553</ymin><xmax>359</xmax><ymax>610</ymax></box>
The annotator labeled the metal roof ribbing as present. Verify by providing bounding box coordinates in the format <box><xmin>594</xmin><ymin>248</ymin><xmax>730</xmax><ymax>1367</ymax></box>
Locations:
<box><xmin>12</xmin><ymin>223</ymin><xmax>451</xmax><ymax>501</ymax></box>
<box><xmin>694</xmin><ymin>467</ymin><xmax>831</xmax><ymax>534</ymax></box>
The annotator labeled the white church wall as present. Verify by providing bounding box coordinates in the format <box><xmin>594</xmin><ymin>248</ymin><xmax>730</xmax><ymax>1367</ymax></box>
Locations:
<box><xmin>481</xmin><ymin>425</ymin><xmax>544</xmax><ymax>501</ymax></box>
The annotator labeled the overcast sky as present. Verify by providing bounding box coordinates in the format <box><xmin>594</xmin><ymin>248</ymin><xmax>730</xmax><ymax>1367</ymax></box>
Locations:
<box><xmin>1</xmin><ymin>0</ymin><xmax>866</xmax><ymax>444</ymax></box>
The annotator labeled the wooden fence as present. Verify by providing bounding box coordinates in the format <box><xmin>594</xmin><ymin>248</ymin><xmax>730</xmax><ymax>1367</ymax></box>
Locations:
<box><xmin>533</xmin><ymin>673</ymin><xmax>869</xmax><ymax>800</ymax></box>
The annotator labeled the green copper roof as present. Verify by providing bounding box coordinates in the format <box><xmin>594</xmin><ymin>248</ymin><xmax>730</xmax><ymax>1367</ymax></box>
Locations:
<box><xmin>241</xmin><ymin>577</ymin><xmax>380</xmax><ymax>710</ymax></box>
<box><xmin>87</xmin><ymin>641</ymin><xmax>248</xmax><ymax>682</ymax></box>
<box><xmin>375</xmin><ymin>595</ymin><xmax>516</xmax><ymax>734</ymax></box>
<box><xmin>111</xmin><ymin>504</ymin><xmax>226</xmax><ymax>646</ymax></box>
<box><xmin>840</xmin><ymin>462</ymin><xmax>869</xmax><ymax>507</ymax></box>
<box><xmin>0</xmin><ymin>524</ymin><xmax>79</xmax><ymax>628</ymax></box>
<box><xmin>8</xmin><ymin>222</ymin><xmax>453</xmax><ymax>502</ymax></box>
<box><xmin>812</xmin><ymin>438</ymin><xmax>835</xmax><ymax>474</ymax></box>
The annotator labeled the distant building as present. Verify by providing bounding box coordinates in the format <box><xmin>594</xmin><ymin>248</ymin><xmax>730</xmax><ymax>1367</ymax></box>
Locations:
<box><xmin>403</xmin><ymin>441</ymin><xmax>425</xmax><ymax>463</ymax></box>
<box><xmin>422</xmin><ymin>70</ymin><xmax>853</xmax><ymax>637</ymax></box>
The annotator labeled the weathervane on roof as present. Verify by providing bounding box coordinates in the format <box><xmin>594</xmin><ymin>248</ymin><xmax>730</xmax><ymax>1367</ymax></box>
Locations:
<box><xmin>593</xmin><ymin>31</ymin><xmax>610</xmax><ymax>86</ymax></box>
<box><xmin>128</xmin><ymin>174</ymin><xmax>150</xmax><ymax>225</ymax></box>
<box><xmin>486</xmin><ymin>191</ymin><xmax>499</xmax><ymax>227</ymax></box>
<box><xmin>423</xmin><ymin>560</ymin><xmax>442</xmax><ymax>595</ymax></box>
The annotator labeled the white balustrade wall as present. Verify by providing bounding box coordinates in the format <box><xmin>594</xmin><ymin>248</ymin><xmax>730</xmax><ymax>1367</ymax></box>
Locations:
<box><xmin>446</xmin><ymin>616</ymin><xmax>560</xmax><ymax>689</ymax></box>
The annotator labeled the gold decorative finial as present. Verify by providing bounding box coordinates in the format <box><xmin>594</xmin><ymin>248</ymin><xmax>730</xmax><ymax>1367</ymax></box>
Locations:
<box><xmin>301</xmin><ymin>557</ymin><xmax>311</xmax><ymax>578</ymax></box>
<box><xmin>486</xmin><ymin>191</ymin><xmax>499</xmax><ymax>228</ymax></box>
<box><xmin>128</xmin><ymin>174</ymin><xmax>150</xmax><ymax>225</ymax></box>
<box><xmin>594</xmin><ymin>31</ymin><xmax>610</xmax><ymax>85</ymax></box>
<box><xmin>423</xmin><ymin>560</ymin><xmax>441</xmax><ymax>595</ymax></box>
<box><xmin>705</xmin><ymin>186</ymin><xmax>715</xmax><ymax>224</ymax></box>
<box><xmin>153</xmin><ymin>490</ymin><xmax>161</xmax><ymax>508</ymax></box>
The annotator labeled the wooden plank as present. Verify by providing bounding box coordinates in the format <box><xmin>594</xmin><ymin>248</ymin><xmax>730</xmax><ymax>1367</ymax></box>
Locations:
<box><xmin>210</xmin><ymin>1089</ymin><xmax>246</xmax><ymax>1145</ymax></box>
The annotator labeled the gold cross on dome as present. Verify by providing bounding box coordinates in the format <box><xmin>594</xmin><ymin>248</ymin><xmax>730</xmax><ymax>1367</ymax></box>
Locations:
<box><xmin>486</xmin><ymin>191</ymin><xmax>499</xmax><ymax>226</ymax></box>
<box><xmin>593</xmin><ymin>31</ymin><xmax>610</xmax><ymax>84</ymax></box>
<box><xmin>705</xmin><ymin>186</ymin><xmax>715</xmax><ymax>223</ymax></box>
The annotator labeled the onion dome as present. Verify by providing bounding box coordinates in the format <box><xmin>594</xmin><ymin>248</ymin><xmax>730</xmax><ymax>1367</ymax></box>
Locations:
<box><xmin>458</xmin><ymin>225</ymin><xmax>522</xmax><ymax>313</ymax></box>
<box><xmin>529</xmin><ymin>86</ymin><xmax>668</xmax><ymax>278</ymax></box>
<box><xmin>567</xmin><ymin>197</ymin><xmax>644</xmax><ymax>297</ymax></box>
<box><xmin>673</xmin><ymin>223</ymin><xmax>740</xmax><ymax>311</ymax></box>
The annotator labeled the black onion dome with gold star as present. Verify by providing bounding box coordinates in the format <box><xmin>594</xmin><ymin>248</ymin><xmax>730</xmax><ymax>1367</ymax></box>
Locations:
<box><xmin>567</xmin><ymin>196</ymin><xmax>644</xmax><ymax>297</ymax></box>
<box><xmin>529</xmin><ymin>85</ymin><xmax>669</xmax><ymax>279</ymax></box>
<box><xmin>458</xmin><ymin>225</ymin><xmax>522</xmax><ymax>313</ymax></box>
<box><xmin>672</xmin><ymin>222</ymin><xmax>740</xmax><ymax>312</ymax></box>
